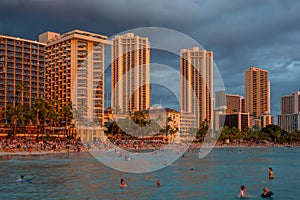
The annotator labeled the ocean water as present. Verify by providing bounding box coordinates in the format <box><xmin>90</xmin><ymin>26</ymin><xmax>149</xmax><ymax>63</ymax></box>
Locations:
<box><xmin>0</xmin><ymin>147</ymin><xmax>299</xmax><ymax>200</ymax></box>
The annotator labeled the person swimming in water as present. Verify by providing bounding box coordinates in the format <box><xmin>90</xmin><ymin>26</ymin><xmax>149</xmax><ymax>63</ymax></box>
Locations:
<box><xmin>120</xmin><ymin>178</ymin><xmax>127</xmax><ymax>188</ymax></box>
<box><xmin>238</xmin><ymin>185</ymin><xmax>248</xmax><ymax>198</ymax></box>
<box><xmin>156</xmin><ymin>180</ymin><xmax>161</xmax><ymax>187</ymax></box>
<box><xmin>261</xmin><ymin>187</ymin><xmax>274</xmax><ymax>198</ymax></box>
<box><xmin>17</xmin><ymin>175</ymin><xmax>24</xmax><ymax>183</ymax></box>
<box><xmin>269</xmin><ymin>167</ymin><xmax>274</xmax><ymax>179</ymax></box>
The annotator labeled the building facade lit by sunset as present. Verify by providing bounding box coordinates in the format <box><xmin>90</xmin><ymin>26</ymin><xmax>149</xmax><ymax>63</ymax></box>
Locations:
<box><xmin>226</xmin><ymin>94</ymin><xmax>243</xmax><ymax>113</ymax></box>
<box><xmin>0</xmin><ymin>34</ymin><xmax>45</xmax><ymax>115</ymax></box>
<box><xmin>111</xmin><ymin>33</ymin><xmax>150</xmax><ymax>113</ymax></box>
<box><xmin>244</xmin><ymin>67</ymin><xmax>270</xmax><ymax>117</ymax></box>
<box><xmin>40</xmin><ymin>30</ymin><xmax>110</xmax><ymax>140</ymax></box>
<box><xmin>180</xmin><ymin>47</ymin><xmax>213</xmax><ymax>128</ymax></box>
<box><xmin>278</xmin><ymin>91</ymin><xmax>300</xmax><ymax>132</ymax></box>
<box><xmin>244</xmin><ymin>67</ymin><xmax>272</xmax><ymax>127</ymax></box>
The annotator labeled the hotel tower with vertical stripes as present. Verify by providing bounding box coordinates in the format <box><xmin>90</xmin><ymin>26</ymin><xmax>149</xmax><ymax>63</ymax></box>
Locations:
<box><xmin>111</xmin><ymin>33</ymin><xmax>150</xmax><ymax>114</ymax></box>
<box><xmin>180</xmin><ymin>47</ymin><xmax>213</xmax><ymax>128</ymax></box>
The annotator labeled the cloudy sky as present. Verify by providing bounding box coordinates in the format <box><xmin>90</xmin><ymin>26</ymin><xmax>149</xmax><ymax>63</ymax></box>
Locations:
<box><xmin>1</xmin><ymin>0</ymin><xmax>300</xmax><ymax>121</ymax></box>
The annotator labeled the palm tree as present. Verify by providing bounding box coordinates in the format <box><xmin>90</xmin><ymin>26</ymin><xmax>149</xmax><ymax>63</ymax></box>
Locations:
<box><xmin>196</xmin><ymin>119</ymin><xmax>209</xmax><ymax>142</ymax></box>
<box><xmin>32</xmin><ymin>98</ymin><xmax>48</xmax><ymax>137</ymax></box>
<box><xmin>60</xmin><ymin>104</ymin><xmax>73</xmax><ymax>137</ymax></box>
<box><xmin>15</xmin><ymin>81</ymin><xmax>29</xmax><ymax>106</ymax></box>
<box><xmin>45</xmin><ymin>99</ymin><xmax>59</xmax><ymax>136</ymax></box>
<box><xmin>6</xmin><ymin>104</ymin><xmax>24</xmax><ymax>137</ymax></box>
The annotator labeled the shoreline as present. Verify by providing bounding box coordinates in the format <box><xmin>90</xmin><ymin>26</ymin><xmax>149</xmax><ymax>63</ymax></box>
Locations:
<box><xmin>1</xmin><ymin>144</ymin><xmax>298</xmax><ymax>157</ymax></box>
<box><xmin>0</xmin><ymin>150</ymin><xmax>72</xmax><ymax>157</ymax></box>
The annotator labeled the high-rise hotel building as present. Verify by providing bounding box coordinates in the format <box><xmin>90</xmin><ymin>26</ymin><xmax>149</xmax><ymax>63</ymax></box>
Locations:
<box><xmin>180</xmin><ymin>47</ymin><xmax>213</xmax><ymax>127</ymax></box>
<box><xmin>278</xmin><ymin>91</ymin><xmax>300</xmax><ymax>132</ymax></box>
<box><xmin>244</xmin><ymin>67</ymin><xmax>272</xmax><ymax>127</ymax></box>
<box><xmin>111</xmin><ymin>33</ymin><xmax>150</xmax><ymax>113</ymax></box>
<box><xmin>0</xmin><ymin>34</ymin><xmax>45</xmax><ymax>114</ymax></box>
<box><xmin>39</xmin><ymin>30</ymin><xmax>110</xmax><ymax>127</ymax></box>
<box><xmin>244</xmin><ymin>67</ymin><xmax>270</xmax><ymax>117</ymax></box>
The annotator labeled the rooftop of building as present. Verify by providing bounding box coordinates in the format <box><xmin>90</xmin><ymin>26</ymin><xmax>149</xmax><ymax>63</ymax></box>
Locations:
<box><xmin>281</xmin><ymin>91</ymin><xmax>300</xmax><ymax>97</ymax></box>
<box><xmin>226</xmin><ymin>94</ymin><xmax>243</xmax><ymax>98</ymax></box>
<box><xmin>40</xmin><ymin>29</ymin><xmax>110</xmax><ymax>45</ymax></box>
<box><xmin>247</xmin><ymin>66</ymin><xmax>268</xmax><ymax>72</ymax></box>
<box><xmin>113</xmin><ymin>32</ymin><xmax>149</xmax><ymax>39</ymax></box>
<box><xmin>180</xmin><ymin>46</ymin><xmax>212</xmax><ymax>54</ymax></box>
<box><xmin>0</xmin><ymin>34</ymin><xmax>46</xmax><ymax>45</ymax></box>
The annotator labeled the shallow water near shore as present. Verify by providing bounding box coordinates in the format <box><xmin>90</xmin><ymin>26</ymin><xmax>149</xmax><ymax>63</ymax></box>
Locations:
<box><xmin>0</xmin><ymin>147</ymin><xmax>299</xmax><ymax>199</ymax></box>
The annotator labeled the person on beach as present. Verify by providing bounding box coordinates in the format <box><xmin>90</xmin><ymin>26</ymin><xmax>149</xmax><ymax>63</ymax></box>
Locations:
<box><xmin>238</xmin><ymin>185</ymin><xmax>248</xmax><ymax>198</ymax></box>
<box><xmin>120</xmin><ymin>179</ymin><xmax>127</xmax><ymax>188</ymax></box>
<box><xmin>269</xmin><ymin>167</ymin><xmax>274</xmax><ymax>179</ymax></box>
<box><xmin>17</xmin><ymin>175</ymin><xmax>24</xmax><ymax>183</ymax></box>
<box><xmin>261</xmin><ymin>187</ymin><xmax>274</xmax><ymax>198</ymax></box>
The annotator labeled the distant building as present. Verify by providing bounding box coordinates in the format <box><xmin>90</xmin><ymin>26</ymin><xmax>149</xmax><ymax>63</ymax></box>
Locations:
<box><xmin>0</xmin><ymin>34</ymin><xmax>45</xmax><ymax>114</ymax></box>
<box><xmin>215</xmin><ymin>90</ymin><xmax>226</xmax><ymax>109</ymax></box>
<box><xmin>180</xmin><ymin>47</ymin><xmax>213</xmax><ymax>128</ymax></box>
<box><xmin>40</xmin><ymin>30</ymin><xmax>111</xmax><ymax>141</ymax></box>
<box><xmin>245</xmin><ymin>67</ymin><xmax>272</xmax><ymax>127</ymax></box>
<box><xmin>214</xmin><ymin>91</ymin><xmax>249</xmax><ymax>131</ymax></box>
<box><xmin>226</xmin><ymin>94</ymin><xmax>242</xmax><ymax>113</ymax></box>
<box><xmin>146</xmin><ymin>106</ymin><xmax>180</xmax><ymax>132</ymax></box>
<box><xmin>278</xmin><ymin>91</ymin><xmax>300</xmax><ymax>132</ymax></box>
<box><xmin>111</xmin><ymin>33</ymin><xmax>150</xmax><ymax>113</ymax></box>
<box><xmin>241</xmin><ymin>98</ymin><xmax>246</xmax><ymax>113</ymax></box>
<box><xmin>244</xmin><ymin>67</ymin><xmax>270</xmax><ymax>117</ymax></box>
<box><xmin>219</xmin><ymin>112</ymin><xmax>250</xmax><ymax>131</ymax></box>
<box><xmin>259</xmin><ymin>114</ymin><xmax>274</xmax><ymax>128</ymax></box>
<box><xmin>214</xmin><ymin>91</ymin><xmax>226</xmax><ymax>130</ymax></box>
<box><xmin>165</xmin><ymin>108</ymin><xmax>180</xmax><ymax>131</ymax></box>
<box><xmin>179</xmin><ymin>112</ymin><xmax>197</xmax><ymax>137</ymax></box>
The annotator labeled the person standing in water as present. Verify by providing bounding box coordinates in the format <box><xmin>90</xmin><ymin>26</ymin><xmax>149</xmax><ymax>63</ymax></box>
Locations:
<box><xmin>238</xmin><ymin>185</ymin><xmax>248</xmax><ymax>198</ymax></box>
<box><xmin>269</xmin><ymin>167</ymin><xmax>274</xmax><ymax>179</ymax></box>
<box><xmin>156</xmin><ymin>180</ymin><xmax>161</xmax><ymax>187</ymax></box>
<box><xmin>120</xmin><ymin>178</ymin><xmax>127</xmax><ymax>188</ymax></box>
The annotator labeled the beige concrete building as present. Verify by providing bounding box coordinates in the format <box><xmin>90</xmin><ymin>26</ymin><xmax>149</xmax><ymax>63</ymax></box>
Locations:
<box><xmin>179</xmin><ymin>112</ymin><xmax>197</xmax><ymax>137</ymax></box>
<box><xmin>278</xmin><ymin>91</ymin><xmax>300</xmax><ymax>132</ymax></box>
<box><xmin>111</xmin><ymin>33</ymin><xmax>150</xmax><ymax>114</ymax></box>
<box><xmin>180</xmin><ymin>47</ymin><xmax>213</xmax><ymax>128</ymax></box>
<box><xmin>219</xmin><ymin>112</ymin><xmax>250</xmax><ymax>131</ymax></box>
<box><xmin>215</xmin><ymin>90</ymin><xmax>226</xmax><ymax>109</ymax></box>
<box><xmin>165</xmin><ymin>108</ymin><xmax>180</xmax><ymax>131</ymax></box>
<box><xmin>0</xmin><ymin>34</ymin><xmax>45</xmax><ymax>112</ymax></box>
<box><xmin>226</xmin><ymin>94</ymin><xmax>243</xmax><ymax>113</ymax></box>
<box><xmin>244</xmin><ymin>67</ymin><xmax>270</xmax><ymax>117</ymax></box>
<box><xmin>214</xmin><ymin>92</ymin><xmax>249</xmax><ymax>130</ymax></box>
<box><xmin>259</xmin><ymin>114</ymin><xmax>274</xmax><ymax>128</ymax></box>
<box><xmin>280</xmin><ymin>91</ymin><xmax>300</xmax><ymax>115</ymax></box>
<box><xmin>40</xmin><ymin>30</ymin><xmax>111</xmax><ymax>141</ymax></box>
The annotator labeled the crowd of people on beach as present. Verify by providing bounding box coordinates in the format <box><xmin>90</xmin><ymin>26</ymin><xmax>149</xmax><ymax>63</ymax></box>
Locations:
<box><xmin>0</xmin><ymin>137</ymin><xmax>85</xmax><ymax>154</ymax></box>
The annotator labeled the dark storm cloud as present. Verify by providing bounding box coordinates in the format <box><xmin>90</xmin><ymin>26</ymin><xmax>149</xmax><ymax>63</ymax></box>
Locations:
<box><xmin>1</xmin><ymin>0</ymin><xmax>300</xmax><ymax>120</ymax></box>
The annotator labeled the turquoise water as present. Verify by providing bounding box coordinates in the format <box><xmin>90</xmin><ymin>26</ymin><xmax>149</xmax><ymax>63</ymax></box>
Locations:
<box><xmin>0</xmin><ymin>147</ymin><xmax>299</xmax><ymax>199</ymax></box>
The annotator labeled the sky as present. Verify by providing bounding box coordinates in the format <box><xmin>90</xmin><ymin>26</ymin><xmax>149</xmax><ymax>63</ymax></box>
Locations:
<box><xmin>1</xmin><ymin>0</ymin><xmax>300</xmax><ymax>121</ymax></box>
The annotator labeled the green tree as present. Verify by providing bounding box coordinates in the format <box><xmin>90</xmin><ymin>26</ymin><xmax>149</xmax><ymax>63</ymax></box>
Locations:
<box><xmin>261</xmin><ymin>124</ymin><xmax>288</xmax><ymax>143</ymax></box>
<box><xmin>6</xmin><ymin>104</ymin><xmax>25</xmax><ymax>137</ymax></box>
<box><xmin>196</xmin><ymin>119</ymin><xmax>209</xmax><ymax>141</ymax></box>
